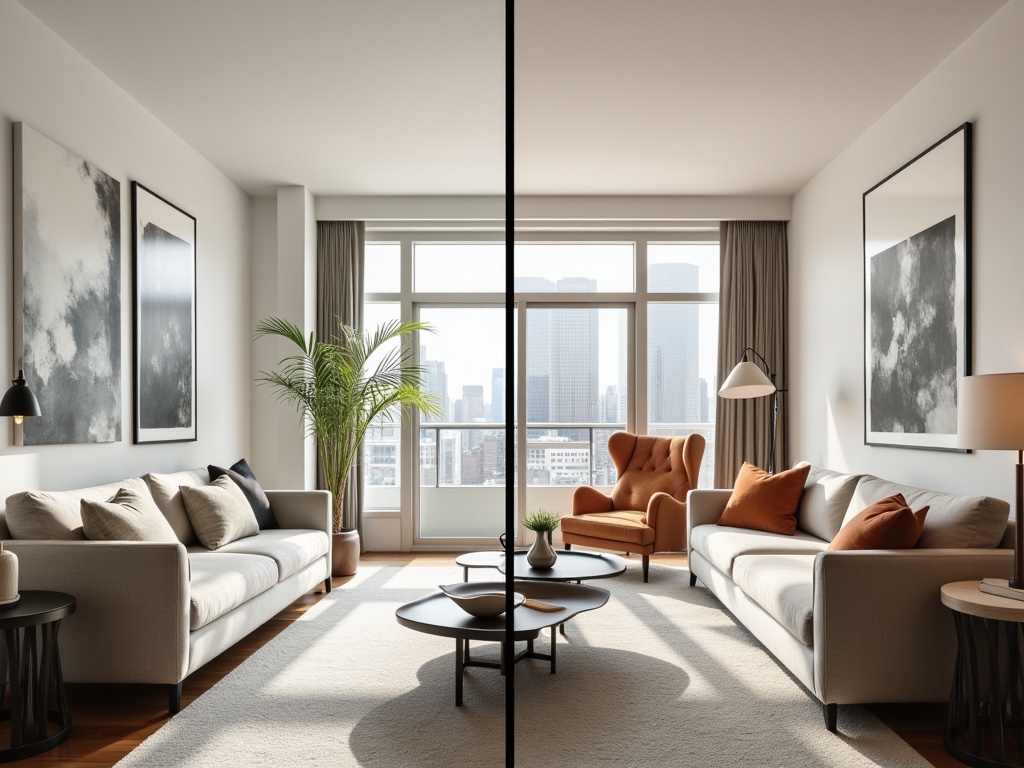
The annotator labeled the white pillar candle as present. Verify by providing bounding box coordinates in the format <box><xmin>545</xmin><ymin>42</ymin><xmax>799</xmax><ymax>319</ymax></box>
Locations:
<box><xmin>0</xmin><ymin>542</ymin><xmax>18</xmax><ymax>602</ymax></box>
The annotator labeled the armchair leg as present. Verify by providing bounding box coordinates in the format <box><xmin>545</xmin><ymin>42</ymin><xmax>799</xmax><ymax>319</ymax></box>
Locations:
<box><xmin>689</xmin><ymin>572</ymin><xmax>697</xmax><ymax>587</ymax></box>
<box><xmin>564</xmin><ymin>543</ymin><xmax>571</xmax><ymax>550</ymax></box>
<box><xmin>642</xmin><ymin>555</ymin><xmax>649</xmax><ymax>583</ymax></box>
<box><xmin>324</xmin><ymin>576</ymin><xmax>333</xmax><ymax>594</ymax></box>
<box><xmin>822</xmin><ymin>702</ymin><xmax>837</xmax><ymax>732</ymax></box>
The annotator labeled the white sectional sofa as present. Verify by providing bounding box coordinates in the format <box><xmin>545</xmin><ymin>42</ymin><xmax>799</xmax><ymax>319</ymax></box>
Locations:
<box><xmin>0</xmin><ymin>468</ymin><xmax>331</xmax><ymax>713</ymax></box>
<box><xmin>687</xmin><ymin>463</ymin><xmax>1013</xmax><ymax>730</ymax></box>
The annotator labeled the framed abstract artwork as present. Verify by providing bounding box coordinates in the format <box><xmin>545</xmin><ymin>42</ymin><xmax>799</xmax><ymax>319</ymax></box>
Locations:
<box><xmin>132</xmin><ymin>182</ymin><xmax>197</xmax><ymax>444</ymax></box>
<box><xmin>13</xmin><ymin>122</ymin><xmax>122</xmax><ymax>446</ymax></box>
<box><xmin>863</xmin><ymin>122</ymin><xmax>971</xmax><ymax>451</ymax></box>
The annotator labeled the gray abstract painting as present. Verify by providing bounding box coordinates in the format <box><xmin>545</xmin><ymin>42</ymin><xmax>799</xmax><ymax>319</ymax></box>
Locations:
<box><xmin>132</xmin><ymin>182</ymin><xmax>196</xmax><ymax>443</ymax></box>
<box><xmin>869</xmin><ymin>216</ymin><xmax>957</xmax><ymax>435</ymax></box>
<box><xmin>14</xmin><ymin>123</ymin><xmax>121</xmax><ymax>445</ymax></box>
<box><xmin>138</xmin><ymin>223</ymin><xmax>193</xmax><ymax>430</ymax></box>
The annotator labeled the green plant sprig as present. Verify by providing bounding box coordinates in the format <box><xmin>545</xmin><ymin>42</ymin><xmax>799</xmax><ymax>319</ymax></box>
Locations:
<box><xmin>522</xmin><ymin>510</ymin><xmax>561</xmax><ymax>532</ymax></box>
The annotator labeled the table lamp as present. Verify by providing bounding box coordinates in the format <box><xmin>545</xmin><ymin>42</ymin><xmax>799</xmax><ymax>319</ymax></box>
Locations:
<box><xmin>958</xmin><ymin>373</ymin><xmax>1024</xmax><ymax>598</ymax></box>
<box><xmin>719</xmin><ymin>347</ymin><xmax>780</xmax><ymax>473</ymax></box>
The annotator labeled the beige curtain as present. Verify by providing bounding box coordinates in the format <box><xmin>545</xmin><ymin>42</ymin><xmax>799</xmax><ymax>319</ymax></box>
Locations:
<box><xmin>714</xmin><ymin>221</ymin><xmax>789</xmax><ymax>488</ymax></box>
<box><xmin>316</xmin><ymin>221</ymin><xmax>365</xmax><ymax>533</ymax></box>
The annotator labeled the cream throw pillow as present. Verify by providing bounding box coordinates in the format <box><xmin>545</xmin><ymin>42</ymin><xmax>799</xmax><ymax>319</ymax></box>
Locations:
<box><xmin>180</xmin><ymin>476</ymin><xmax>259</xmax><ymax>549</ymax></box>
<box><xmin>81</xmin><ymin>488</ymin><xmax>179</xmax><ymax>543</ymax></box>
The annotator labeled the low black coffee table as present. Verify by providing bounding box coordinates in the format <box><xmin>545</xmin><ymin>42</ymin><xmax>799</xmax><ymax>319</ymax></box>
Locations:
<box><xmin>396</xmin><ymin>580</ymin><xmax>609</xmax><ymax>705</ymax></box>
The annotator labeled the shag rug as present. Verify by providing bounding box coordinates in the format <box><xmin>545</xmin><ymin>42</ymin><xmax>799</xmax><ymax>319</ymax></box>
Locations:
<box><xmin>116</xmin><ymin>560</ymin><xmax>933</xmax><ymax>767</ymax></box>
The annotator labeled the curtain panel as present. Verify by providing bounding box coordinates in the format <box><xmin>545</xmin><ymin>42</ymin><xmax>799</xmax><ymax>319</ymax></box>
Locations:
<box><xmin>316</xmin><ymin>220</ymin><xmax>365</xmax><ymax>533</ymax></box>
<box><xmin>714</xmin><ymin>221</ymin><xmax>789</xmax><ymax>488</ymax></box>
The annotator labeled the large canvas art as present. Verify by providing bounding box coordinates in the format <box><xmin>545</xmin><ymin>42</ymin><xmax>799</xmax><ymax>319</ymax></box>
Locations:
<box><xmin>863</xmin><ymin>123</ymin><xmax>971</xmax><ymax>451</ymax></box>
<box><xmin>13</xmin><ymin>123</ymin><xmax>121</xmax><ymax>445</ymax></box>
<box><xmin>132</xmin><ymin>182</ymin><xmax>197</xmax><ymax>444</ymax></box>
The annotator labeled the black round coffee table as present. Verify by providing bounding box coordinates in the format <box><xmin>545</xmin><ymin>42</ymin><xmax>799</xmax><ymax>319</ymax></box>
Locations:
<box><xmin>455</xmin><ymin>550</ymin><xmax>627</xmax><ymax>582</ymax></box>
<box><xmin>0</xmin><ymin>590</ymin><xmax>76</xmax><ymax>762</ymax></box>
<box><xmin>396</xmin><ymin>580</ymin><xmax>609</xmax><ymax>706</ymax></box>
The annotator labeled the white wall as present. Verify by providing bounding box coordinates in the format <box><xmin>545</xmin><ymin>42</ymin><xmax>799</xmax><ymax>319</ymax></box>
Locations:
<box><xmin>789</xmin><ymin>0</ymin><xmax>1024</xmax><ymax>502</ymax></box>
<box><xmin>248</xmin><ymin>189</ymin><xmax>317</xmax><ymax>491</ymax></box>
<box><xmin>0</xmin><ymin>2</ymin><xmax>251</xmax><ymax>498</ymax></box>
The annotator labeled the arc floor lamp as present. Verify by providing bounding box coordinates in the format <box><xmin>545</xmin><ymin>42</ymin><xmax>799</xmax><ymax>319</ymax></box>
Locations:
<box><xmin>719</xmin><ymin>348</ymin><xmax>782</xmax><ymax>474</ymax></box>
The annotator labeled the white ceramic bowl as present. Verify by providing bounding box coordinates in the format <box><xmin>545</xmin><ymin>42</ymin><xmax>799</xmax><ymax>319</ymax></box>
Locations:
<box><xmin>439</xmin><ymin>584</ymin><xmax>524</xmax><ymax>617</ymax></box>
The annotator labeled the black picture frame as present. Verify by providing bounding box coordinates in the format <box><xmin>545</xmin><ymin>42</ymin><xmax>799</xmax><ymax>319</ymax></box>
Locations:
<box><xmin>132</xmin><ymin>182</ymin><xmax>197</xmax><ymax>444</ymax></box>
<box><xmin>863</xmin><ymin>123</ymin><xmax>971</xmax><ymax>451</ymax></box>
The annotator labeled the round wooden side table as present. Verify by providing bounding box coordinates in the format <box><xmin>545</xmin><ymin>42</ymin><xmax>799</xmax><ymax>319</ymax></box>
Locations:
<box><xmin>0</xmin><ymin>590</ymin><xmax>76</xmax><ymax>763</ymax></box>
<box><xmin>941</xmin><ymin>580</ymin><xmax>1024</xmax><ymax>768</ymax></box>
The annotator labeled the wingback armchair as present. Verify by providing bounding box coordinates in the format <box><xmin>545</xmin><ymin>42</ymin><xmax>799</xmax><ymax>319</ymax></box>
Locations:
<box><xmin>560</xmin><ymin>431</ymin><xmax>705</xmax><ymax>582</ymax></box>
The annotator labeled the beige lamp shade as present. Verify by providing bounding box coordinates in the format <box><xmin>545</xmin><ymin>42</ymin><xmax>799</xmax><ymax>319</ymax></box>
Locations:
<box><xmin>719</xmin><ymin>361</ymin><xmax>776</xmax><ymax>399</ymax></box>
<box><xmin>957</xmin><ymin>373</ymin><xmax>1024</xmax><ymax>450</ymax></box>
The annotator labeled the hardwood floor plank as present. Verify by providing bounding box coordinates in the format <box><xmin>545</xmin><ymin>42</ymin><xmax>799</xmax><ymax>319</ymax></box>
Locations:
<box><xmin>4</xmin><ymin>551</ymin><xmax>958</xmax><ymax>766</ymax></box>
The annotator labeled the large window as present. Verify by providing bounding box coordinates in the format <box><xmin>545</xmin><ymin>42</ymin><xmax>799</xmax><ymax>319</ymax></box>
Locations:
<box><xmin>362</xmin><ymin>231</ymin><xmax>718</xmax><ymax>549</ymax></box>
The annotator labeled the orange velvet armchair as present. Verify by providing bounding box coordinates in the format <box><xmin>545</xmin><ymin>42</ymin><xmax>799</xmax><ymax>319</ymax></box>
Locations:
<box><xmin>560</xmin><ymin>431</ymin><xmax>705</xmax><ymax>582</ymax></box>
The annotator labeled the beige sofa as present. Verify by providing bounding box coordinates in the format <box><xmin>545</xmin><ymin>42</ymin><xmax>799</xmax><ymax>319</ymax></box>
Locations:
<box><xmin>0</xmin><ymin>468</ymin><xmax>331</xmax><ymax>713</ymax></box>
<box><xmin>687</xmin><ymin>463</ymin><xmax>1013</xmax><ymax>730</ymax></box>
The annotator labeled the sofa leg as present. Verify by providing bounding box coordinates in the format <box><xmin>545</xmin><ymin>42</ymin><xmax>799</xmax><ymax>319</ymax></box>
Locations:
<box><xmin>324</xmin><ymin>576</ymin><xmax>333</xmax><ymax>594</ymax></box>
<box><xmin>564</xmin><ymin>543</ymin><xmax>571</xmax><ymax>550</ymax></box>
<box><xmin>689</xmin><ymin>572</ymin><xmax>697</xmax><ymax>587</ymax></box>
<box><xmin>169</xmin><ymin>682</ymin><xmax>183</xmax><ymax>714</ymax></box>
<box><xmin>642</xmin><ymin>555</ymin><xmax>650</xmax><ymax>582</ymax></box>
<box><xmin>822</xmin><ymin>702</ymin><xmax>837</xmax><ymax>732</ymax></box>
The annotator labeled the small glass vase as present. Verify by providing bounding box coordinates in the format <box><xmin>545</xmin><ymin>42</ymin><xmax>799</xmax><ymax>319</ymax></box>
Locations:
<box><xmin>526</xmin><ymin>529</ymin><xmax>557</xmax><ymax>569</ymax></box>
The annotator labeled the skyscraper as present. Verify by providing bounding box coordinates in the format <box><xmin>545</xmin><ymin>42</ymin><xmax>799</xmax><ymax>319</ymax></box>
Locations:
<box><xmin>420</xmin><ymin>346</ymin><xmax>448</xmax><ymax>422</ymax></box>
<box><xmin>549</xmin><ymin>277</ymin><xmax>599</xmax><ymax>436</ymax></box>
<box><xmin>648</xmin><ymin>263</ymin><xmax>700</xmax><ymax>426</ymax></box>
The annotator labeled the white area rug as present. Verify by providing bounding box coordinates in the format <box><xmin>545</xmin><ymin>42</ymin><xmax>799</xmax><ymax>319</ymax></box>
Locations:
<box><xmin>117</xmin><ymin>561</ymin><xmax>933</xmax><ymax>767</ymax></box>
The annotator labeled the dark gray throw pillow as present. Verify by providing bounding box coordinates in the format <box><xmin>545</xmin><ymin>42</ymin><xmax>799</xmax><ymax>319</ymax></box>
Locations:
<box><xmin>208</xmin><ymin>458</ymin><xmax>277</xmax><ymax>529</ymax></box>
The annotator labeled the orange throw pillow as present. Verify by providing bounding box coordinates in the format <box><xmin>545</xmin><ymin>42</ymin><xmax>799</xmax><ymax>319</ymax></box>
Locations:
<box><xmin>717</xmin><ymin>462</ymin><xmax>811</xmax><ymax>535</ymax></box>
<box><xmin>827</xmin><ymin>493</ymin><xmax>929</xmax><ymax>551</ymax></box>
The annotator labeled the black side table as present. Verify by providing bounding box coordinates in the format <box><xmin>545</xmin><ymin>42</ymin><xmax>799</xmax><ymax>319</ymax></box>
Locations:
<box><xmin>941</xmin><ymin>581</ymin><xmax>1024</xmax><ymax>768</ymax></box>
<box><xmin>0</xmin><ymin>591</ymin><xmax>76</xmax><ymax>763</ymax></box>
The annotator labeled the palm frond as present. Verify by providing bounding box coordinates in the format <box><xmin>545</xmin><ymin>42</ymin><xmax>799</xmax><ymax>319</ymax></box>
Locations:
<box><xmin>255</xmin><ymin>315</ymin><xmax>440</xmax><ymax>532</ymax></box>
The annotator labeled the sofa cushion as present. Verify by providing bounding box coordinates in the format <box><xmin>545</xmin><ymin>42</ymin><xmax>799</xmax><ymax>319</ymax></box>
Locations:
<box><xmin>181</xmin><ymin>477</ymin><xmax>259</xmax><ymax>550</ymax></box>
<box><xmin>145</xmin><ymin>469</ymin><xmax>210</xmax><ymax>546</ymax></box>
<box><xmin>828</xmin><ymin>493</ymin><xmax>928</xmax><ymax>551</ymax></box>
<box><xmin>794</xmin><ymin>463</ymin><xmax>862</xmax><ymax>542</ymax></box>
<box><xmin>689</xmin><ymin>523</ymin><xmax>827</xmax><ymax>579</ymax></box>
<box><xmin>81</xmin><ymin>487</ymin><xmax>180</xmax><ymax>543</ymax></box>
<box><xmin>5</xmin><ymin>476</ymin><xmax>151</xmax><ymax>540</ymax></box>
<box><xmin>732</xmin><ymin>553</ymin><xmax>815</xmax><ymax>646</ymax></box>
<box><xmin>187</xmin><ymin>551</ymin><xmax>279</xmax><ymax>630</ymax></box>
<box><xmin>560</xmin><ymin>511</ymin><xmax>654</xmax><ymax>546</ymax></box>
<box><xmin>718</xmin><ymin>463</ymin><xmax>811</xmax><ymax>535</ymax></box>
<box><xmin>208</xmin><ymin>458</ymin><xmax>277</xmax><ymax>530</ymax></box>
<box><xmin>845</xmin><ymin>476</ymin><xmax>1008</xmax><ymax>549</ymax></box>
<box><xmin>214</xmin><ymin>529</ymin><xmax>330</xmax><ymax>581</ymax></box>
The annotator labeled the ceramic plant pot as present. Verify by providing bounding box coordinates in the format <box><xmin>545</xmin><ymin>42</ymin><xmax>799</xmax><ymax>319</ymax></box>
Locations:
<box><xmin>332</xmin><ymin>529</ymin><xmax>360</xmax><ymax>576</ymax></box>
<box><xmin>526</xmin><ymin>529</ymin><xmax>557</xmax><ymax>569</ymax></box>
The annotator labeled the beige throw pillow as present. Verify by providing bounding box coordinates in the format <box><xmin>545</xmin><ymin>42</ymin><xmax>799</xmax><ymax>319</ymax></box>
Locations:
<box><xmin>81</xmin><ymin>488</ymin><xmax>179</xmax><ymax>543</ymax></box>
<box><xmin>180</xmin><ymin>476</ymin><xmax>259</xmax><ymax>549</ymax></box>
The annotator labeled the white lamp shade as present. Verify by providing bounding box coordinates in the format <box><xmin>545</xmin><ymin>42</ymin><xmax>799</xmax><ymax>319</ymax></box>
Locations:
<box><xmin>958</xmin><ymin>373</ymin><xmax>1024</xmax><ymax>450</ymax></box>
<box><xmin>719</xmin><ymin>360</ymin><xmax>776</xmax><ymax>399</ymax></box>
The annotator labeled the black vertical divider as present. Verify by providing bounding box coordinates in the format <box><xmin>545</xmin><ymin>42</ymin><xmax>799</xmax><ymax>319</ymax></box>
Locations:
<box><xmin>504</xmin><ymin>2</ymin><xmax>515</xmax><ymax>766</ymax></box>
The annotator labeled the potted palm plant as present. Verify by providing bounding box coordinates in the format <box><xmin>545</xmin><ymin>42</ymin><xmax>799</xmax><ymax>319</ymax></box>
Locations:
<box><xmin>255</xmin><ymin>316</ymin><xmax>440</xmax><ymax>576</ymax></box>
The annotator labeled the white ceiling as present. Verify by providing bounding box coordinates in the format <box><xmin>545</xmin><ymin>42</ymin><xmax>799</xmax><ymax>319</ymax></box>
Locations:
<box><xmin>20</xmin><ymin>0</ymin><xmax>1008</xmax><ymax>198</ymax></box>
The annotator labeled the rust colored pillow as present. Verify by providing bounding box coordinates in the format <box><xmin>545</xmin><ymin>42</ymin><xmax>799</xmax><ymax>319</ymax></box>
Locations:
<box><xmin>717</xmin><ymin>462</ymin><xmax>812</xmax><ymax>535</ymax></box>
<box><xmin>828</xmin><ymin>493</ymin><xmax>929</xmax><ymax>551</ymax></box>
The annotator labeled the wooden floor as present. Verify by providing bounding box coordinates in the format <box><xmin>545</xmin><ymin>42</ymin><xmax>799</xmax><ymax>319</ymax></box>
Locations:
<box><xmin>8</xmin><ymin>552</ymin><xmax>960</xmax><ymax>767</ymax></box>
